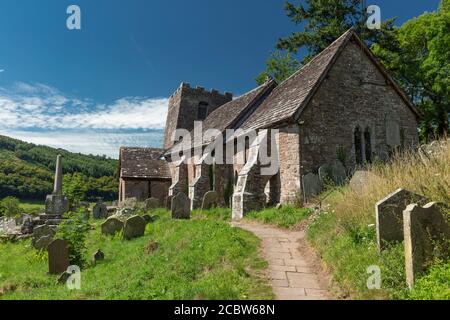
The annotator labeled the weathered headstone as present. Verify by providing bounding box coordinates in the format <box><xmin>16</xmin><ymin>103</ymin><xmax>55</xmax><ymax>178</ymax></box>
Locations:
<box><xmin>35</xmin><ymin>234</ymin><xmax>54</xmax><ymax>250</ymax></box>
<box><xmin>142</xmin><ymin>214</ymin><xmax>153</xmax><ymax>224</ymax></box>
<box><xmin>171</xmin><ymin>192</ymin><xmax>190</xmax><ymax>220</ymax></box>
<box><xmin>319</xmin><ymin>160</ymin><xmax>347</xmax><ymax>185</ymax></box>
<box><xmin>403</xmin><ymin>202</ymin><xmax>450</xmax><ymax>289</ymax></box>
<box><xmin>48</xmin><ymin>239</ymin><xmax>70</xmax><ymax>275</ymax></box>
<box><xmin>376</xmin><ymin>189</ymin><xmax>428</xmax><ymax>251</ymax></box>
<box><xmin>101</xmin><ymin>217</ymin><xmax>124</xmax><ymax>236</ymax></box>
<box><xmin>45</xmin><ymin>155</ymin><xmax>69</xmax><ymax>216</ymax></box>
<box><xmin>32</xmin><ymin>225</ymin><xmax>56</xmax><ymax>249</ymax></box>
<box><xmin>122</xmin><ymin>216</ymin><xmax>146</xmax><ymax>240</ymax></box>
<box><xmin>93</xmin><ymin>201</ymin><xmax>108</xmax><ymax>220</ymax></box>
<box><xmin>302</xmin><ymin>173</ymin><xmax>321</xmax><ymax>202</ymax></box>
<box><xmin>144</xmin><ymin>198</ymin><xmax>160</xmax><ymax>211</ymax></box>
<box><xmin>93</xmin><ymin>250</ymin><xmax>105</xmax><ymax>263</ymax></box>
<box><xmin>349</xmin><ymin>170</ymin><xmax>381</xmax><ymax>195</ymax></box>
<box><xmin>201</xmin><ymin>191</ymin><xmax>219</xmax><ymax>210</ymax></box>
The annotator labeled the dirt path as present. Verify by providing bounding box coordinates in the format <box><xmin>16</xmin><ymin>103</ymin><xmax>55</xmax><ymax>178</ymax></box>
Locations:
<box><xmin>232</xmin><ymin>221</ymin><xmax>333</xmax><ymax>300</ymax></box>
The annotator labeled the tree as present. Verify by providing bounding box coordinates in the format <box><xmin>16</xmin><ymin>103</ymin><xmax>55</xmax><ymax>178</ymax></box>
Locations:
<box><xmin>372</xmin><ymin>0</ymin><xmax>450</xmax><ymax>140</ymax></box>
<box><xmin>257</xmin><ymin>0</ymin><xmax>396</xmax><ymax>83</ymax></box>
<box><xmin>256</xmin><ymin>51</ymin><xmax>301</xmax><ymax>85</ymax></box>
<box><xmin>63</xmin><ymin>173</ymin><xmax>88</xmax><ymax>209</ymax></box>
<box><xmin>0</xmin><ymin>196</ymin><xmax>21</xmax><ymax>217</ymax></box>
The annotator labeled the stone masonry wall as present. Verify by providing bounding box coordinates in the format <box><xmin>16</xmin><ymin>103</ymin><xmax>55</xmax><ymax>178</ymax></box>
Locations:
<box><xmin>123</xmin><ymin>180</ymin><xmax>149</xmax><ymax>202</ymax></box>
<box><xmin>298</xmin><ymin>40</ymin><xmax>419</xmax><ymax>174</ymax></box>
<box><xmin>277</xmin><ymin>125</ymin><xmax>302</xmax><ymax>205</ymax></box>
<box><xmin>163</xmin><ymin>83</ymin><xmax>232</xmax><ymax>149</ymax></box>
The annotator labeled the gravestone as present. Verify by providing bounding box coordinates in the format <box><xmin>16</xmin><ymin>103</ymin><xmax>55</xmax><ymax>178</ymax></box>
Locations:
<box><xmin>48</xmin><ymin>239</ymin><xmax>70</xmax><ymax>275</ymax></box>
<box><xmin>403</xmin><ymin>202</ymin><xmax>450</xmax><ymax>289</ymax></box>
<box><xmin>302</xmin><ymin>173</ymin><xmax>321</xmax><ymax>202</ymax></box>
<box><xmin>101</xmin><ymin>217</ymin><xmax>124</xmax><ymax>236</ymax></box>
<box><xmin>142</xmin><ymin>214</ymin><xmax>153</xmax><ymax>224</ymax></box>
<box><xmin>144</xmin><ymin>198</ymin><xmax>160</xmax><ymax>211</ymax></box>
<box><xmin>319</xmin><ymin>160</ymin><xmax>346</xmax><ymax>186</ymax></box>
<box><xmin>32</xmin><ymin>225</ymin><xmax>56</xmax><ymax>249</ymax></box>
<box><xmin>122</xmin><ymin>216</ymin><xmax>146</xmax><ymax>240</ymax></box>
<box><xmin>34</xmin><ymin>235</ymin><xmax>54</xmax><ymax>250</ymax></box>
<box><xmin>375</xmin><ymin>189</ymin><xmax>428</xmax><ymax>251</ymax></box>
<box><xmin>93</xmin><ymin>250</ymin><xmax>105</xmax><ymax>263</ymax></box>
<box><xmin>171</xmin><ymin>192</ymin><xmax>190</xmax><ymax>220</ymax></box>
<box><xmin>93</xmin><ymin>201</ymin><xmax>108</xmax><ymax>220</ymax></box>
<box><xmin>350</xmin><ymin>171</ymin><xmax>376</xmax><ymax>195</ymax></box>
<box><xmin>201</xmin><ymin>191</ymin><xmax>219</xmax><ymax>210</ymax></box>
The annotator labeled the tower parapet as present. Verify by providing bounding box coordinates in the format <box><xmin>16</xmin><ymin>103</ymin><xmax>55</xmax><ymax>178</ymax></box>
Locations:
<box><xmin>164</xmin><ymin>82</ymin><xmax>233</xmax><ymax>150</ymax></box>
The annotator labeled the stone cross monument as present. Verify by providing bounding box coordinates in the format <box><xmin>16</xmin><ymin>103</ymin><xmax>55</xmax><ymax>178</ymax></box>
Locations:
<box><xmin>44</xmin><ymin>155</ymin><xmax>69</xmax><ymax>217</ymax></box>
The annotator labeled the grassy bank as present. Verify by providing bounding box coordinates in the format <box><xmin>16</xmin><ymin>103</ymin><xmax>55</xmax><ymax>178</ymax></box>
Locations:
<box><xmin>246</xmin><ymin>206</ymin><xmax>312</xmax><ymax>229</ymax></box>
<box><xmin>0</xmin><ymin>209</ymin><xmax>273</xmax><ymax>300</ymax></box>
<box><xmin>307</xmin><ymin>142</ymin><xmax>450</xmax><ymax>299</ymax></box>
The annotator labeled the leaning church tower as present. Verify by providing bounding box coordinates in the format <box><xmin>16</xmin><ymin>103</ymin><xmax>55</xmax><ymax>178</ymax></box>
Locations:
<box><xmin>163</xmin><ymin>82</ymin><xmax>232</xmax><ymax>150</ymax></box>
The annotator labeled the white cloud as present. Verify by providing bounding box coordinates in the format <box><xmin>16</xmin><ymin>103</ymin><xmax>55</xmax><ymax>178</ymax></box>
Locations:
<box><xmin>0</xmin><ymin>82</ymin><xmax>169</xmax><ymax>130</ymax></box>
<box><xmin>0</xmin><ymin>82</ymin><xmax>169</xmax><ymax>157</ymax></box>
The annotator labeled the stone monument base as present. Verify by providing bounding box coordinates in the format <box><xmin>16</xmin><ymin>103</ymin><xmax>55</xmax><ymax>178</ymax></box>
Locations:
<box><xmin>45</xmin><ymin>194</ymin><xmax>69</xmax><ymax>216</ymax></box>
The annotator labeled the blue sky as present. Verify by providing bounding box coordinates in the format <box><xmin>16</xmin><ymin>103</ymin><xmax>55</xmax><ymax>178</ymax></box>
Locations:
<box><xmin>0</xmin><ymin>0</ymin><xmax>440</xmax><ymax>158</ymax></box>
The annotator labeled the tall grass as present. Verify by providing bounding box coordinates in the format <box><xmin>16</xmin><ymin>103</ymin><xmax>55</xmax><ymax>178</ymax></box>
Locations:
<box><xmin>308</xmin><ymin>140</ymin><xmax>449</xmax><ymax>299</ymax></box>
<box><xmin>330</xmin><ymin>142</ymin><xmax>449</xmax><ymax>229</ymax></box>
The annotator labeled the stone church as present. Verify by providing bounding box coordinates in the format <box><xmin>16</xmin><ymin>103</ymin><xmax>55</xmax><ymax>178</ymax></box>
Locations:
<box><xmin>119</xmin><ymin>29</ymin><xmax>420</xmax><ymax>219</ymax></box>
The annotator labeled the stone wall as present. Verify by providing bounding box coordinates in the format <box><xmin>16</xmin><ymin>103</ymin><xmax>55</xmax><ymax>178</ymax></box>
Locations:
<box><xmin>277</xmin><ymin>125</ymin><xmax>302</xmax><ymax>205</ymax></box>
<box><xmin>149</xmin><ymin>180</ymin><xmax>171</xmax><ymax>205</ymax></box>
<box><xmin>163</xmin><ymin>83</ymin><xmax>232</xmax><ymax>149</ymax></box>
<box><xmin>298</xmin><ymin>40</ymin><xmax>419</xmax><ymax>174</ymax></box>
<box><xmin>122</xmin><ymin>180</ymin><xmax>149</xmax><ymax>202</ymax></box>
<box><xmin>119</xmin><ymin>179</ymin><xmax>170</xmax><ymax>204</ymax></box>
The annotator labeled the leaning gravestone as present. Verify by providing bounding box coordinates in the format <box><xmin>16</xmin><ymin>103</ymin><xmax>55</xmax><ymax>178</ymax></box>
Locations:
<box><xmin>101</xmin><ymin>217</ymin><xmax>124</xmax><ymax>236</ymax></box>
<box><xmin>122</xmin><ymin>216</ymin><xmax>146</xmax><ymax>240</ymax></box>
<box><xmin>319</xmin><ymin>160</ymin><xmax>347</xmax><ymax>185</ymax></box>
<box><xmin>403</xmin><ymin>202</ymin><xmax>450</xmax><ymax>289</ymax></box>
<box><xmin>302</xmin><ymin>173</ymin><xmax>322</xmax><ymax>203</ymax></box>
<box><xmin>32</xmin><ymin>225</ymin><xmax>56</xmax><ymax>249</ymax></box>
<box><xmin>201</xmin><ymin>191</ymin><xmax>219</xmax><ymax>210</ymax></box>
<box><xmin>93</xmin><ymin>202</ymin><xmax>108</xmax><ymax>220</ymax></box>
<box><xmin>144</xmin><ymin>198</ymin><xmax>160</xmax><ymax>211</ymax></box>
<box><xmin>48</xmin><ymin>239</ymin><xmax>70</xmax><ymax>275</ymax></box>
<box><xmin>375</xmin><ymin>189</ymin><xmax>428</xmax><ymax>251</ymax></box>
<box><xmin>171</xmin><ymin>192</ymin><xmax>190</xmax><ymax>220</ymax></box>
<box><xmin>34</xmin><ymin>235</ymin><xmax>54</xmax><ymax>250</ymax></box>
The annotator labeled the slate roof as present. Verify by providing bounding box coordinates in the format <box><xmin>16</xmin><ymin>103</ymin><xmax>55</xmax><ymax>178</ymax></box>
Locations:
<box><xmin>120</xmin><ymin>147</ymin><xmax>171</xmax><ymax>179</ymax></box>
<box><xmin>240</xmin><ymin>29</ymin><xmax>420</xmax><ymax>130</ymax></box>
<box><xmin>240</xmin><ymin>30</ymin><xmax>353</xmax><ymax>130</ymax></box>
<box><xmin>167</xmin><ymin>80</ymin><xmax>275</xmax><ymax>154</ymax></box>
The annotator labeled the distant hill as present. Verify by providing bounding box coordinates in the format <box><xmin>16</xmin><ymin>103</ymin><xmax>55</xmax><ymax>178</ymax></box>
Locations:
<box><xmin>0</xmin><ymin>135</ymin><xmax>118</xmax><ymax>201</ymax></box>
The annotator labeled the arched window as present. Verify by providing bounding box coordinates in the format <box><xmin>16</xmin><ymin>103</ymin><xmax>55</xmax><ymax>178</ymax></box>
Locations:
<box><xmin>364</xmin><ymin>128</ymin><xmax>372</xmax><ymax>163</ymax></box>
<box><xmin>354</xmin><ymin>127</ymin><xmax>363</xmax><ymax>165</ymax></box>
<box><xmin>197</xmin><ymin>102</ymin><xmax>209</xmax><ymax>120</ymax></box>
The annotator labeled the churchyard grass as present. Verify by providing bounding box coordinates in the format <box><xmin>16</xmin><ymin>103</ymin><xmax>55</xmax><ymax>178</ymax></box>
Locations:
<box><xmin>19</xmin><ymin>200</ymin><xmax>44</xmax><ymax>215</ymax></box>
<box><xmin>307</xmin><ymin>143</ymin><xmax>450</xmax><ymax>300</ymax></box>
<box><xmin>0</xmin><ymin>209</ymin><xmax>273</xmax><ymax>300</ymax></box>
<box><xmin>246</xmin><ymin>205</ymin><xmax>312</xmax><ymax>229</ymax></box>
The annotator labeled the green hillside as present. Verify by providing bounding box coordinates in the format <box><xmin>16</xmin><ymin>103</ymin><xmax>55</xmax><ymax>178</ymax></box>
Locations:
<box><xmin>0</xmin><ymin>135</ymin><xmax>118</xmax><ymax>201</ymax></box>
